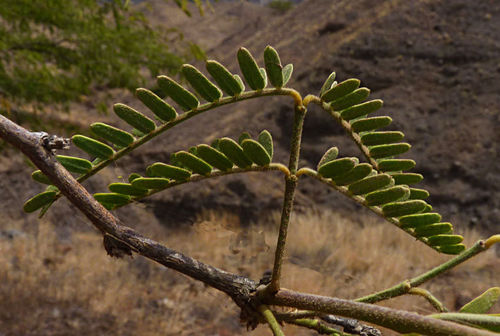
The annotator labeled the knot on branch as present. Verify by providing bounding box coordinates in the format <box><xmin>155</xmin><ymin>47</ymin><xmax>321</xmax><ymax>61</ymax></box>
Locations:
<box><xmin>34</xmin><ymin>131</ymin><xmax>71</xmax><ymax>152</ymax></box>
<box><xmin>103</xmin><ymin>234</ymin><xmax>133</xmax><ymax>258</ymax></box>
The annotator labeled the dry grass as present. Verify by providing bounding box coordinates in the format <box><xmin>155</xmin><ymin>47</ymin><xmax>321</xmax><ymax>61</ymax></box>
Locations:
<box><xmin>0</xmin><ymin>210</ymin><xmax>498</xmax><ymax>335</ymax></box>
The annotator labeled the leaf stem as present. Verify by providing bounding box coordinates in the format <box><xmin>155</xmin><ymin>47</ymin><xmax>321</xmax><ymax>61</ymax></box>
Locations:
<box><xmin>267</xmin><ymin>101</ymin><xmax>306</xmax><ymax>293</ymax></box>
<box><xmin>258</xmin><ymin>305</ymin><xmax>285</xmax><ymax>336</ymax></box>
<box><xmin>408</xmin><ymin>288</ymin><xmax>448</xmax><ymax>312</ymax></box>
<box><xmin>356</xmin><ymin>240</ymin><xmax>487</xmax><ymax>304</ymax></box>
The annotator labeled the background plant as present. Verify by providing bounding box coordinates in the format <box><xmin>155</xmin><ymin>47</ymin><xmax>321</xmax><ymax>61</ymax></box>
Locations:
<box><xmin>1</xmin><ymin>45</ymin><xmax>499</xmax><ymax>335</ymax></box>
<box><xmin>0</xmin><ymin>0</ymin><xmax>204</xmax><ymax>115</ymax></box>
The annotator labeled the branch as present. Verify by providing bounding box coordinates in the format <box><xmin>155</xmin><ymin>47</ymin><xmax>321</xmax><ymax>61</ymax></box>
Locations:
<box><xmin>0</xmin><ymin>114</ymin><xmax>257</xmax><ymax>313</ymax></box>
<box><xmin>266</xmin><ymin>289</ymin><xmax>498</xmax><ymax>336</ymax></box>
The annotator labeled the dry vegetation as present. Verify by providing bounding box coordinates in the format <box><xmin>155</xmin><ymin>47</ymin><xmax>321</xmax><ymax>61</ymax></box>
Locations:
<box><xmin>1</xmin><ymin>209</ymin><xmax>498</xmax><ymax>335</ymax></box>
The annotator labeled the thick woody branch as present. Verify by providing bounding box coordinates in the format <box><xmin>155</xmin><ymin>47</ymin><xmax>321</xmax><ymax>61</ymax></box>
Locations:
<box><xmin>266</xmin><ymin>289</ymin><xmax>498</xmax><ymax>336</ymax></box>
<box><xmin>0</xmin><ymin>114</ymin><xmax>257</xmax><ymax>310</ymax></box>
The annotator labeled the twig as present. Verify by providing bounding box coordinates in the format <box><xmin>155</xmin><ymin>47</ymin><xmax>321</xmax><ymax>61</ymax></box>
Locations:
<box><xmin>266</xmin><ymin>288</ymin><xmax>498</xmax><ymax>336</ymax></box>
<box><xmin>355</xmin><ymin>240</ymin><xmax>488</xmax><ymax>304</ymax></box>
<box><xmin>287</xmin><ymin>318</ymin><xmax>344</xmax><ymax>335</ymax></box>
<box><xmin>258</xmin><ymin>305</ymin><xmax>285</xmax><ymax>336</ymax></box>
<box><xmin>320</xmin><ymin>315</ymin><xmax>381</xmax><ymax>336</ymax></box>
<box><xmin>408</xmin><ymin>288</ymin><xmax>448</xmax><ymax>312</ymax></box>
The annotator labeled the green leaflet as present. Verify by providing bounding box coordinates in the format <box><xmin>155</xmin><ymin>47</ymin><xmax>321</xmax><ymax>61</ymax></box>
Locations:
<box><xmin>23</xmin><ymin>191</ymin><xmax>57</xmax><ymax>213</ymax></box>
<box><xmin>32</xmin><ymin>170</ymin><xmax>51</xmax><ymax>185</ymax></box>
<box><xmin>259</xmin><ymin>68</ymin><xmax>268</xmax><ymax>88</ymax></box>
<box><xmin>365</xmin><ymin>186</ymin><xmax>410</xmax><ymax>206</ymax></box>
<box><xmin>330</xmin><ymin>88</ymin><xmax>370</xmax><ymax>111</ymax></box>
<box><xmin>317</xmin><ymin>147</ymin><xmax>339</xmax><ymax>170</ymax></box>
<box><xmin>399</xmin><ymin>213</ymin><xmax>442</xmax><ymax>229</ymax></box>
<box><xmin>361</xmin><ymin>131</ymin><xmax>404</xmax><ymax>146</ymax></box>
<box><xmin>157</xmin><ymin>75</ymin><xmax>200</xmax><ymax>111</ymax></box>
<box><xmin>414</xmin><ymin>223</ymin><xmax>453</xmax><ymax>237</ymax></box>
<box><xmin>56</xmin><ymin>155</ymin><xmax>92</xmax><ymax>174</ymax></box>
<box><xmin>282</xmin><ymin>64</ymin><xmax>293</xmax><ymax>86</ymax></box>
<box><xmin>459</xmin><ymin>287</ymin><xmax>500</xmax><ymax>314</ymax></box>
<box><xmin>72</xmin><ymin>135</ymin><xmax>115</xmax><ymax>159</ymax></box>
<box><xmin>175</xmin><ymin>151</ymin><xmax>212</xmax><ymax>175</ymax></box>
<box><xmin>392</xmin><ymin>173</ymin><xmax>423</xmax><ymax>185</ymax></box>
<box><xmin>128</xmin><ymin>173</ymin><xmax>141</xmax><ymax>183</ymax></box>
<box><xmin>321</xmin><ymin>78</ymin><xmax>360</xmax><ymax>102</ymax></box>
<box><xmin>113</xmin><ymin>103</ymin><xmax>156</xmax><ymax>134</ymax></box>
<box><xmin>264</xmin><ymin>45</ymin><xmax>283</xmax><ymax>88</ymax></box>
<box><xmin>378</xmin><ymin>159</ymin><xmax>416</xmax><ymax>172</ymax></box>
<box><xmin>219</xmin><ymin>137</ymin><xmax>253</xmax><ymax>168</ymax></box>
<box><xmin>430</xmin><ymin>312</ymin><xmax>500</xmax><ymax>332</ymax></box>
<box><xmin>196</xmin><ymin>144</ymin><xmax>233</xmax><ymax>172</ymax></box>
<box><xmin>318</xmin><ymin>157</ymin><xmax>358</xmax><ymax>179</ymax></box>
<box><xmin>333</xmin><ymin>163</ymin><xmax>373</xmax><ymax>186</ymax></box>
<box><xmin>351</xmin><ymin>116</ymin><xmax>392</xmax><ymax>132</ymax></box>
<box><xmin>257</xmin><ymin>130</ymin><xmax>273</xmax><ymax>159</ymax></box>
<box><xmin>233</xmin><ymin>75</ymin><xmax>246</xmax><ymax>92</ymax></box>
<box><xmin>148</xmin><ymin>162</ymin><xmax>191</xmax><ymax>181</ymax></box>
<box><xmin>422</xmin><ymin>203</ymin><xmax>433</xmax><ymax>213</ymax></box>
<box><xmin>94</xmin><ymin>193</ymin><xmax>130</xmax><ymax>206</ymax></box>
<box><xmin>238</xmin><ymin>132</ymin><xmax>252</xmax><ymax>145</ymax></box>
<box><xmin>206</xmin><ymin>60</ymin><xmax>243</xmax><ymax>96</ymax></box>
<box><xmin>91</xmin><ymin>122</ymin><xmax>135</xmax><ymax>148</ymax></box>
<box><xmin>427</xmin><ymin>234</ymin><xmax>464</xmax><ymax>247</ymax></box>
<box><xmin>319</xmin><ymin>72</ymin><xmax>336</xmax><ymax>97</ymax></box>
<box><xmin>241</xmin><ymin>139</ymin><xmax>271</xmax><ymax>166</ymax></box>
<box><xmin>409</xmin><ymin>188</ymin><xmax>430</xmax><ymax>200</ymax></box>
<box><xmin>348</xmin><ymin>173</ymin><xmax>393</xmax><ymax>196</ymax></box>
<box><xmin>131</xmin><ymin>177</ymin><xmax>170</xmax><ymax>190</ymax></box>
<box><xmin>237</xmin><ymin>47</ymin><xmax>266</xmax><ymax>90</ymax></box>
<box><xmin>369</xmin><ymin>143</ymin><xmax>411</xmax><ymax>159</ymax></box>
<box><xmin>108</xmin><ymin>183</ymin><xmax>148</xmax><ymax>197</ymax></box>
<box><xmin>340</xmin><ymin>100</ymin><xmax>383</xmax><ymax>121</ymax></box>
<box><xmin>437</xmin><ymin>244</ymin><xmax>466</xmax><ymax>255</ymax></box>
<box><xmin>382</xmin><ymin>200</ymin><xmax>428</xmax><ymax>218</ymax></box>
<box><xmin>136</xmin><ymin>88</ymin><xmax>177</xmax><ymax>122</ymax></box>
<box><xmin>181</xmin><ymin>64</ymin><xmax>222</xmax><ymax>102</ymax></box>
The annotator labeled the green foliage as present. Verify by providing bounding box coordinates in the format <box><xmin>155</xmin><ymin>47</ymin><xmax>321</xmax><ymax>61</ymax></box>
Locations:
<box><xmin>22</xmin><ymin>45</ymin><xmax>476</xmax><ymax>256</ymax></box>
<box><xmin>0</xmin><ymin>0</ymin><xmax>202</xmax><ymax>108</ymax></box>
